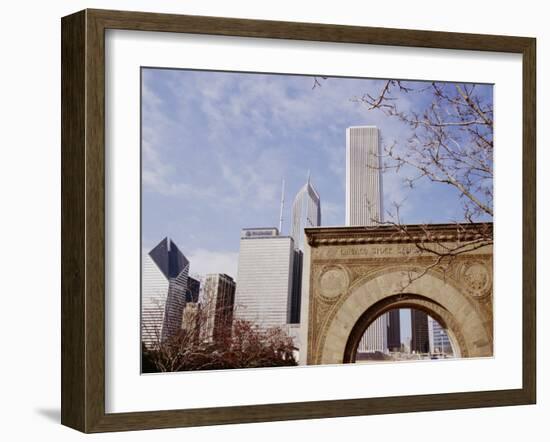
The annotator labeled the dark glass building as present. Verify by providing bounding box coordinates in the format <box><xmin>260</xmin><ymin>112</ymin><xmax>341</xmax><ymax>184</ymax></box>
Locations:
<box><xmin>387</xmin><ymin>309</ymin><xmax>401</xmax><ymax>352</ymax></box>
<box><xmin>411</xmin><ymin>309</ymin><xmax>430</xmax><ymax>354</ymax></box>
<box><xmin>289</xmin><ymin>249</ymin><xmax>303</xmax><ymax>324</ymax></box>
<box><xmin>186</xmin><ymin>276</ymin><xmax>200</xmax><ymax>303</ymax></box>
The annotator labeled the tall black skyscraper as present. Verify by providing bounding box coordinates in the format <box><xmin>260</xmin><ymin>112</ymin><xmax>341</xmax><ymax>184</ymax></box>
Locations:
<box><xmin>411</xmin><ymin>310</ymin><xmax>430</xmax><ymax>354</ymax></box>
<box><xmin>387</xmin><ymin>309</ymin><xmax>401</xmax><ymax>352</ymax></box>
<box><xmin>289</xmin><ymin>249</ymin><xmax>303</xmax><ymax>324</ymax></box>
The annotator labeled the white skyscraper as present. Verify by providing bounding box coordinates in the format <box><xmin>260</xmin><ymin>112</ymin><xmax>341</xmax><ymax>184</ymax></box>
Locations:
<box><xmin>358</xmin><ymin>316</ymin><xmax>389</xmax><ymax>354</ymax></box>
<box><xmin>142</xmin><ymin>238</ymin><xmax>189</xmax><ymax>349</ymax></box>
<box><xmin>345</xmin><ymin>126</ymin><xmax>383</xmax><ymax>226</ymax></box>
<box><xmin>428</xmin><ymin>316</ymin><xmax>453</xmax><ymax>355</ymax></box>
<box><xmin>291</xmin><ymin>174</ymin><xmax>321</xmax><ymax>251</ymax></box>
<box><xmin>346</xmin><ymin>126</ymin><xmax>388</xmax><ymax>353</ymax></box>
<box><xmin>234</xmin><ymin>228</ymin><xmax>296</xmax><ymax>330</ymax></box>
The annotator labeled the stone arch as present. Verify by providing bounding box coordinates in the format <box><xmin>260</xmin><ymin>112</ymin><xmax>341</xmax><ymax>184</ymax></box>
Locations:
<box><xmin>342</xmin><ymin>293</ymin><xmax>464</xmax><ymax>363</ymax></box>
<box><xmin>316</xmin><ymin>269</ymin><xmax>492</xmax><ymax>365</ymax></box>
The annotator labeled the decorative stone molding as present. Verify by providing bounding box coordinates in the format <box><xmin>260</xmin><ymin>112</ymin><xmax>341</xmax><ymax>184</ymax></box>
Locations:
<box><xmin>303</xmin><ymin>223</ymin><xmax>494</xmax><ymax>366</ymax></box>
<box><xmin>460</xmin><ymin>260</ymin><xmax>493</xmax><ymax>299</ymax></box>
<box><xmin>318</xmin><ymin>265</ymin><xmax>349</xmax><ymax>300</ymax></box>
<box><xmin>306</xmin><ymin>222</ymin><xmax>493</xmax><ymax>248</ymax></box>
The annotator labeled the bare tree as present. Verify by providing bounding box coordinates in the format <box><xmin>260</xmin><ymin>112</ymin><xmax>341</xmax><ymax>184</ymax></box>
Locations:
<box><xmin>357</xmin><ymin>80</ymin><xmax>493</xmax><ymax>219</ymax></box>
<box><xmin>351</xmin><ymin>80</ymin><xmax>494</xmax><ymax>283</ymax></box>
<box><xmin>142</xmin><ymin>296</ymin><xmax>297</xmax><ymax>372</ymax></box>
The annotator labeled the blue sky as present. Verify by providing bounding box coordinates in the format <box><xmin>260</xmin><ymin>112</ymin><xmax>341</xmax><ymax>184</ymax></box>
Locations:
<box><xmin>141</xmin><ymin>68</ymin><xmax>492</xmax><ymax>343</ymax></box>
<box><xmin>142</xmin><ymin>68</ymin><xmax>492</xmax><ymax>274</ymax></box>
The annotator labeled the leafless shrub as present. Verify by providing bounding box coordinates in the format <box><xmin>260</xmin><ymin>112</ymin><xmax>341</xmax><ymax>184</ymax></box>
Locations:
<box><xmin>142</xmin><ymin>297</ymin><xmax>297</xmax><ymax>372</ymax></box>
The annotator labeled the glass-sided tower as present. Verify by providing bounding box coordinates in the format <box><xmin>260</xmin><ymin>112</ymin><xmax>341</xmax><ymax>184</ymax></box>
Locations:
<box><xmin>141</xmin><ymin>237</ymin><xmax>189</xmax><ymax>348</ymax></box>
<box><xmin>290</xmin><ymin>175</ymin><xmax>321</xmax><ymax>251</ymax></box>
<box><xmin>345</xmin><ymin>126</ymin><xmax>383</xmax><ymax>227</ymax></box>
<box><xmin>346</xmin><ymin>126</ymin><xmax>388</xmax><ymax>353</ymax></box>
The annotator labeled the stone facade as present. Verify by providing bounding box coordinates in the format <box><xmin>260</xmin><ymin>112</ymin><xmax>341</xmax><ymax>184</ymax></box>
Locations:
<box><xmin>201</xmin><ymin>273</ymin><xmax>236</xmax><ymax>342</ymax></box>
<box><xmin>300</xmin><ymin>223</ymin><xmax>493</xmax><ymax>365</ymax></box>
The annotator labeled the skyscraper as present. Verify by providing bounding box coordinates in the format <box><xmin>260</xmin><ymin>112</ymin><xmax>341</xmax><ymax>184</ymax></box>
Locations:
<box><xmin>345</xmin><ymin>126</ymin><xmax>382</xmax><ymax>226</ymax></box>
<box><xmin>142</xmin><ymin>238</ymin><xmax>189</xmax><ymax>348</ymax></box>
<box><xmin>347</xmin><ymin>126</ymin><xmax>387</xmax><ymax>352</ymax></box>
<box><xmin>358</xmin><ymin>316</ymin><xmax>388</xmax><ymax>353</ymax></box>
<box><xmin>234</xmin><ymin>228</ymin><xmax>296</xmax><ymax>330</ymax></box>
<box><xmin>201</xmin><ymin>273</ymin><xmax>236</xmax><ymax>342</ymax></box>
<box><xmin>387</xmin><ymin>309</ymin><xmax>401</xmax><ymax>352</ymax></box>
<box><xmin>411</xmin><ymin>309</ymin><xmax>430</xmax><ymax>354</ymax></box>
<box><xmin>289</xmin><ymin>175</ymin><xmax>320</xmax><ymax>325</ymax></box>
<box><xmin>186</xmin><ymin>276</ymin><xmax>200</xmax><ymax>303</ymax></box>
<box><xmin>289</xmin><ymin>249</ymin><xmax>303</xmax><ymax>324</ymax></box>
<box><xmin>428</xmin><ymin>316</ymin><xmax>453</xmax><ymax>355</ymax></box>
<box><xmin>291</xmin><ymin>175</ymin><xmax>321</xmax><ymax>251</ymax></box>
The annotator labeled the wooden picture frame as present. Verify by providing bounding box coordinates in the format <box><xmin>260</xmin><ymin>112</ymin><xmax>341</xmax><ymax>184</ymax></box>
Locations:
<box><xmin>61</xmin><ymin>8</ymin><xmax>536</xmax><ymax>433</ymax></box>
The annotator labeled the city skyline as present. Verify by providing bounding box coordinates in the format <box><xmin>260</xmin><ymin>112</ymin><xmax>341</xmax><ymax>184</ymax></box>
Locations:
<box><xmin>141</xmin><ymin>69</ymin><xmax>492</xmax><ymax>360</ymax></box>
<box><xmin>142</xmin><ymin>235</ymin><xmax>423</xmax><ymax>349</ymax></box>
<box><xmin>142</xmin><ymin>68</ymin><xmax>492</xmax><ymax>280</ymax></box>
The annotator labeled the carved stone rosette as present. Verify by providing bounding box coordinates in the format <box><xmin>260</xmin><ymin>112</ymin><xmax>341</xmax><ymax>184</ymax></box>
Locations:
<box><xmin>304</xmin><ymin>224</ymin><xmax>494</xmax><ymax>365</ymax></box>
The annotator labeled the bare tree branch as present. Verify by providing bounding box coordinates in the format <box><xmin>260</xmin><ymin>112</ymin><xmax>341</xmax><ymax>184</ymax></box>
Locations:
<box><xmin>357</xmin><ymin>80</ymin><xmax>493</xmax><ymax>260</ymax></box>
<box><xmin>142</xmin><ymin>296</ymin><xmax>297</xmax><ymax>372</ymax></box>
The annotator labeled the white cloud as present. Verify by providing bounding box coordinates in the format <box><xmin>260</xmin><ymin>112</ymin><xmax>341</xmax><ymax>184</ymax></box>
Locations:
<box><xmin>140</xmin><ymin>69</ymin><xmax>479</xmax><ymax>251</ymax></box>
<box><xmin>142</xmin><ymin>138</ymin><xmax>220</xmax><ymax>199</ymax></box>
<box><xmin>187</xmin><ymin>248</ymin><xmax>239</xmax><ymax>280</ymax></box>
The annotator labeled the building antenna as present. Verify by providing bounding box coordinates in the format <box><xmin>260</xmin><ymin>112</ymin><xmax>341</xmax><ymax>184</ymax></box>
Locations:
<box><xmin>278</xmin><ymin>178</ymin><xmax>285</xmax><ymax>234</ymax></box>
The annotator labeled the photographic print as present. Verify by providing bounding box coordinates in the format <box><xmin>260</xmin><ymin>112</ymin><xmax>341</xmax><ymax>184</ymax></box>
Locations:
<box><xmin>140</xmin><ymin>68</ymin><xmax>493</xmax><ymax>373</ymax></box>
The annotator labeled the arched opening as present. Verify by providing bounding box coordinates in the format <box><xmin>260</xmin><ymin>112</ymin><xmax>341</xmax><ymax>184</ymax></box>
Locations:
<box><xmin>351</xmin><ymin>307</ymin><xmax>455</xmax><ymax>363</ymax></box>
<box><xmin>311</xmin><ymin>269</ymin><xmax>492</xmax><ymax>366</ymax></box>
<box><xmin>343</xmin><ymin>294</ymin><xmax>465</xmax><ymax>363</ymax></box>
